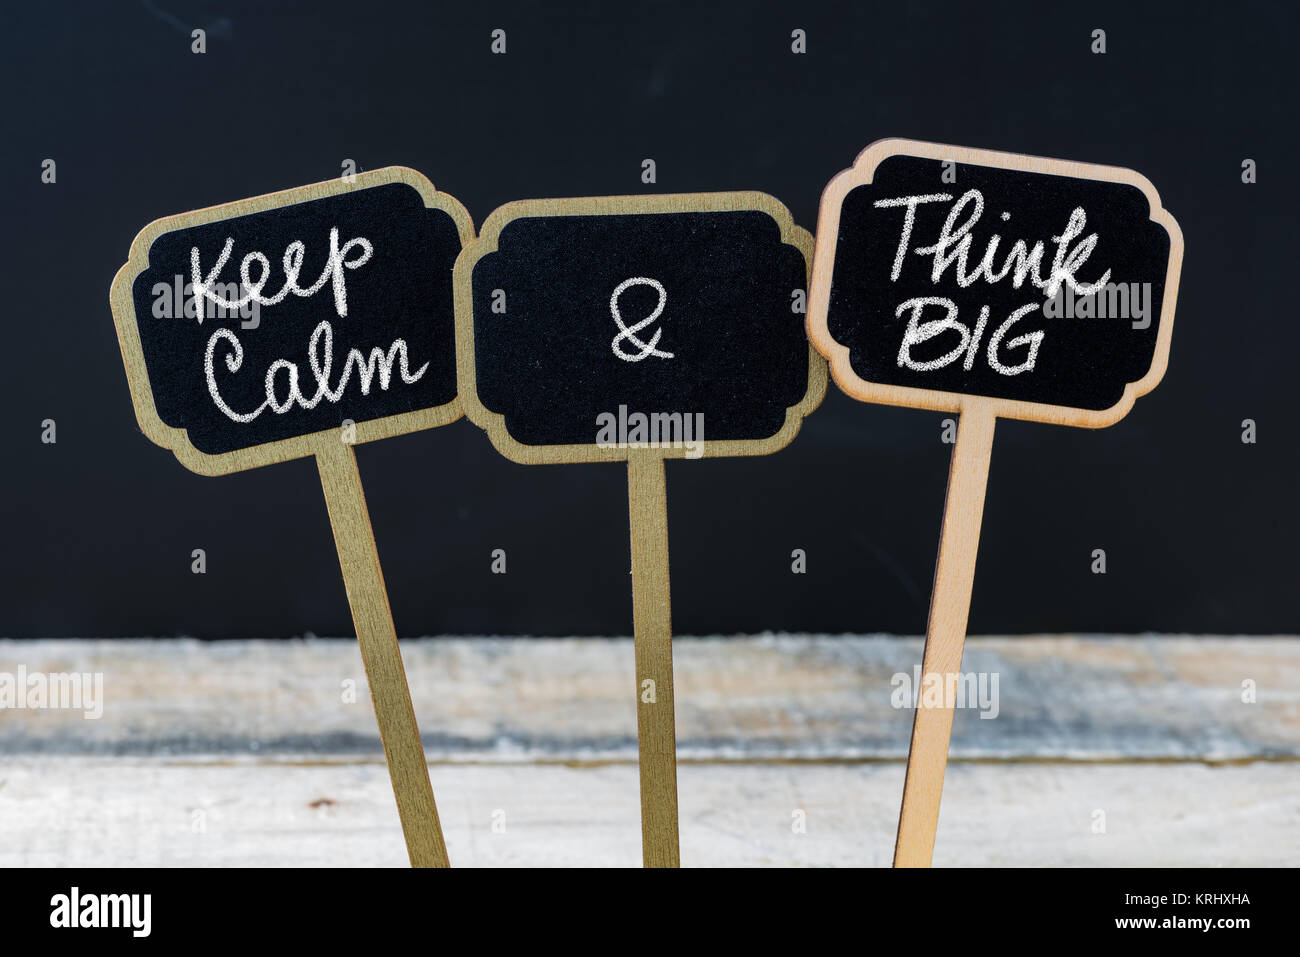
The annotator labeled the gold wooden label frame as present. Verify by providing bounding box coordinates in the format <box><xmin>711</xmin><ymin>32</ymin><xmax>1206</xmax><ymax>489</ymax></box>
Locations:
<box><xmin>110</xmin><ymin>166</ymin><xmax>474</xmax><ymax>475</ymax></box>
<box><xmin>454</xmin><ymin>191</ymin><xmax>827</xmax><ymax>464</ymax></box>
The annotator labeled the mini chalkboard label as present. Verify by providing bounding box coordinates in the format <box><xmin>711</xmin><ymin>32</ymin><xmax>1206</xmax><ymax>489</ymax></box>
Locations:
<box><xmin>455</xmin><ymin>192</ymin><xmax>826</xmax><ymax>867</ymax></box>
<box><xmin>111</xmin><ymin>167</ymin><xmax>472</xmax><ymax>473</ymax></box>
<box><xmin>808</xmin><ymin>139</ymin><xmax>1184</xmax><ymax>869</ymax></box>
<box><xmin>109</xmin><ymin>168</ymin><xmax>474</xmax><ymax>868</ymax></box>
<box><xmin>456</xmin><ymin>193</ymin><xmax>826</xmax><ymax>462</ymax></box>
<box><xmin>810</xmin><ymin>139</ymin><xmax>1183</xmax><ymax>427</ymax></box>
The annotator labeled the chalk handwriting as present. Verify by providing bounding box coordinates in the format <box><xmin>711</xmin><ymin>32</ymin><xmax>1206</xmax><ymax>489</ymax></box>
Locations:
<box><xmin>611</xmin><ymin>276</ymin><xmax>673</xmax><ymax>362</ymax></box>
<box><xmin>873</xmin><ymin>190</ymin><xmax>1110</xmax><ymax>298</ymax></box>
<box><xmin>204</xmin><ymin>320</ymin><xmax>428</xmax><ymax>423</ymax></box>
<box><xmin>870</xmin><ymin>188</ymin><xmax>1114</xmax><ymax>377</ymax></box>
<box><xmin>189</xmin><ymin>228</ymin><xmax>373</xmax><ymax>321</ymax></box>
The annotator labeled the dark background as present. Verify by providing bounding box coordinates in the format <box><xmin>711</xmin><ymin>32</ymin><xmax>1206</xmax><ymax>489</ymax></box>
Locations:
<box><xmin>3</xmin><ymin>0</ymin><xmax>1294</xmax><ymax>638</ymax></box>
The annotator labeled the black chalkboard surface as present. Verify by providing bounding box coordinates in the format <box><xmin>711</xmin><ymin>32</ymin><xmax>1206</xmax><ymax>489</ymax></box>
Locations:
<box><xmin>456</xmin><ymin>193</ymin><xmax>825</xmax><ymax>462</ymax></box>
<box><xmin>111</xmin><ymin>168</ymin><xmax>473</xmax><ymax>473</ymax></box>
<box><xmin>810</xmin><ymin>140</ymin><xmax>1183</xmax><ymax>426</ymax></box>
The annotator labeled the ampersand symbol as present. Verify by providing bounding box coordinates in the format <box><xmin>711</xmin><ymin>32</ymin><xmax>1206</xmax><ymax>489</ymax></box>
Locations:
<box><xmin>610</xmin><ymin>277</ymin><xmax>673</xmax><ymax>362</ymax></box>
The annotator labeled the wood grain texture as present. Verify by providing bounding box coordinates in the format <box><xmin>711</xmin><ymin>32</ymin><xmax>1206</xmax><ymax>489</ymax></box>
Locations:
<box><xmin>5</xmin><ymin>636</ymin><xmax>1295</xmax><ymax>762</ymax></box>
<box><xmin>627</xmin><ymin>454</ymin><xmax>680</xmax><ymax>867</ymax></box>
<box><xmin>3</xmin><ymin>756</ymin><xmax>1296</xmax><ymax>867</ymax></box>
<box><xmin>894</xmin><ymin>407</ymin><xmax>995</xmax><ymax>867</ymax></box>
<box><xmin>316</xmin><ymin>443</ymin><xmax>448</xmax><ymax>867</ymax></box>
<box><xmin>2</xmin><ymin>636</ymin><xmax>1295</xmax><ymax>866</ymax></box>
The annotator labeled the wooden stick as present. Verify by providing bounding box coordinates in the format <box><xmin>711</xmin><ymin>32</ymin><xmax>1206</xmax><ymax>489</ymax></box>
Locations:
<box><xmin>316</xmin><ymin>441</ymin><xmax>449</xmax><ymax>868</ymax></box>
<box><xmin>626</xmin><ymin>453</ymin><xmax>681</xmax><ymax>868</ymax></box>
<box><xmin>893</xmin><ymin>405</ymin><xmax>997</xmax><ymax>868</ymax></box>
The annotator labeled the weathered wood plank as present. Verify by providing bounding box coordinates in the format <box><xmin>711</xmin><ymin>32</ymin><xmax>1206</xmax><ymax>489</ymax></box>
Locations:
<box><xmin>1</xmin><ymin>757</ymin><xmax>1295</xmax><ymax>867</ymax></box>
<box><xmin>1</xmin><ymin>636</ymin><xmax>1295</xmax><ymax>760</ymax></box>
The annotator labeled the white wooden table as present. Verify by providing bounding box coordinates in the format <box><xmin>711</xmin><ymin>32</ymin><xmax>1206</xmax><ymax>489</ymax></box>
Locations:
<box><xmin>1</xmin><ymin>635</ymin><xmax>1296</xmax><ymax>866</ymax></box>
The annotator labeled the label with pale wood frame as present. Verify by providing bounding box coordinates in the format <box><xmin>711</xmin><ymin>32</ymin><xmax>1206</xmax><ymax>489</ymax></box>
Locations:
<box><xmin>809</xmin><ymin>138</ymin><xmax>1183</xmax><ymax>429</ymax></box>
<box><xmin>808</xmin><ymin>139</ymin><xmax>1184</xmax><ymax>869</ymax></box>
